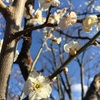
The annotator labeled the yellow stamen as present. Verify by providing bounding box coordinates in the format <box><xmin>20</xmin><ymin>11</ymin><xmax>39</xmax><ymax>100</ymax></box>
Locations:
<box><xmin>33</xmin><ymin>82</ymin><xmax>42</xmax><ymax>91</ymax></box>
<box><xmin>35</xmin><ymin>13</ymin><xmax>39</xmax><ymax>18</ymax></box>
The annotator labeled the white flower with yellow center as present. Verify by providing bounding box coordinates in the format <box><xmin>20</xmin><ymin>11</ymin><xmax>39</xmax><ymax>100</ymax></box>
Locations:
<box><xmin>39</xmin><ymin>0</ymin><xmax>60</xmax><ymax>11</ymax></box>
<box><xmin>34</xmin><ymin>9</ymin><xmax>45</xmax><ymax>24</ymax></box>
<box><xmin>23</xmin><ymin>71</ymin><xmax>52</xmax><ymax>100</ymax></box>
<box><xmin>26</xmin><ymin>9</ymin><xmax>46</xmax><ymax>25</ymax></box>
<box><xmin>58</xmin><ymin>11</ymin><xmax>77</xmax><ymax>30</ymax></box>
<box><xmin>82</xmin><ymin>15</ymin><xmax>97</xmax><ymax>32</ymax></box>
<box><xmin>64</xmin><ymin>41</ymin><xmax>81</xmax><ymax>55</ymax></box>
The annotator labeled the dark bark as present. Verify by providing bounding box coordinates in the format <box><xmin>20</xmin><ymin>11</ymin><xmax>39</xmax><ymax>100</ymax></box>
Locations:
<box><xmin>15</xmin><ymin>0</ymin><xmax>34</xmax><ymax>81</ymax></box>
<box><xmin>0</xmin><ymin>6</ymin><xmax>18</xmax><ymax>99</ymax></box>
<box><xmin>16</xmin><ymin>21</ymin><xmax>33</xmax><ymax>80</ymax></box>
<box><xmin>83</xmin><ymin>73</ymin><xmax>100</xmax><ymax>100</ymax></box>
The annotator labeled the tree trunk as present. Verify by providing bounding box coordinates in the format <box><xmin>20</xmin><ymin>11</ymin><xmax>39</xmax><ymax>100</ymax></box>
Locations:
<box><xmin>0</xmin><ymin>0</ymin><xmax>26</xmax><ymax>99</ymax></box>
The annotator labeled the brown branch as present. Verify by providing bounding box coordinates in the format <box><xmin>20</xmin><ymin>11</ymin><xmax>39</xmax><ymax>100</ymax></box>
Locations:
<box><xmin>51</xmin><ymin>44</ymin><xmax>63</xmax><ymax>99</ymax></box>
<box><xmin>49</xmin><ymin>30</ymin><xmax>100</xmax><ymax>80</ymax></box>
<box><xmin>65</xmin><ymin>73</ymin><xmax>73</xmax><ymax>100</ymax></box>
<box><xmin>58</xmin><ymin>44</ymin><xmax>73</xmax><ymax>100</ymax></box>
<box><xmin>56</xmin><ymin>29</ymin><xmax>91</xmax><ymax>40</ymax></box>
<box><xmin>15</xmin><ymin>0</ymin><xmax>35</xmax><ymax>81</ymax></box>
<box><xmin>12</xmin><ymin>23</ymin><xmax>57</xmax><ymax>40</ymax></box>
<box><xmin>83</xmin><ymin>73</ymin><xmax>100</xmax><ymax>100</ymax></box>
<box><xmin>45</xmin><ymin>5</ymin><xmax>52</xmax><ymax>23</ymax></box>
<box><xmin>0</xmin><ymin>0</ymin><xmax>7</xmax><ymax>16</ymax></box>
<box><xmin>76</xmin><ymin>56</ymin><xmax>85</xmax><ymax>100</ymax></box>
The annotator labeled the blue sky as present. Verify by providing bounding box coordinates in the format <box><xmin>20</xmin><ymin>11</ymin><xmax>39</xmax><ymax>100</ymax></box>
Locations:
<box><xmin>0</xmin><ymin>0</ymin><xmax>100</xmax><ymax>100</ymax></box>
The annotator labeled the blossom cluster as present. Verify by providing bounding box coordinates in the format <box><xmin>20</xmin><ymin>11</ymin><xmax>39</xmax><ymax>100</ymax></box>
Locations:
<box><xmin>22</xmin><ymin>0</ymin><xmax>100</xmax><ymax>33</ymax></box>
<box><xmin>22</xmin><ymin>0</ymin><xmax>100</xmax><ymax>57</ymax></box>
<box><xmin>3</xmin><ymin>0</ymin><xmax>100</xmax><ymax>32</ymax></box>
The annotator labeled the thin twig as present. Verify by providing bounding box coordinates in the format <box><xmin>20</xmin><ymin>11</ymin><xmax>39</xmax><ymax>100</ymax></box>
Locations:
<box><xmin>49</xmin><ymin>30</ymin><xmax>100</xmax><ymax>80</ymax></box>
<box><xmin>30</xmin><ymin>38</ymin><xmax>48</xmax><ymax>71</ymax></box>
<box><xmin>19</xmin><ymin>38</ymin><xmax>47</xmax><ymax>100</ymax></box>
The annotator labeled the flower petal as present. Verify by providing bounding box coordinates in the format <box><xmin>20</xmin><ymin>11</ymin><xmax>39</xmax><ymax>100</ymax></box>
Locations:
<box><xmin>64</xmin><ymin>44</ymin><xmax>70</xmax><ymax>52</ymax></box>
<box><xmin>23</xmin><ymin>80</ymin><xmax>33</xmax><ymax>95</ymax></box>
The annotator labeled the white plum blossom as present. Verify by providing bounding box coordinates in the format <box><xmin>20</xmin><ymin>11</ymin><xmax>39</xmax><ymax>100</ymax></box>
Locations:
<box><xmin>66</xmin><ymin>11</ymin><xmax>77</xmax><ymax>25</ymax></box>
<box><xmin>26</xmin><ymin>9</ymin><xmax>45</xmax><ymax>25</ymax></box>
<box><xmin>54</xmin><ymin>7</ymin><xmax>67</xmax><ymax>23</ymax></box>
<box><xmin>56</xmin><ymin>7</ymin><xmax>67</xmax><ymax>15</ymax></box>
<box><xmin>23</xmin><ymin>71</ymin><xmax>52</xmax><ymax>100</ymax></box>
<box><xmin>82</xmin><ymin>15</ymin><xmax>97</xmax><ymax>32</ymax></box>
<box><xmin>51</xmin><ymin>37</ymin><xmax>62</xmax><ymax>44</ymax></box>
<box><xmin>82</xmin><ymin>25</ymin><xmax>92</xmax><ymax>33</ymax></box>
<box><xmin>39</xmin><ymin>0</ymin><xmax>60</xmax><ymax>11</ymax></box>
<box><xmin>64</xmin><ymin>41</ymin><xmax>81</xmax><ymax>55</ymax></box>
<box><xmin>58</xmin><ymin>11</ymin><xmax>77</xmax><ymax>30</ymax></box>
<box><xmin>48</xmin><ymin>15</ymin><xmax>55</xmax><ymax>24</ymax></box>
<box><xmin>83</xmin><ymin>15</ymin><xmax>97</xmax><ymax>27</ymax></box>
<box><xmin>53</xmin><ymin>12</ymin><xmax>61</xmax><ymax>23</ymax></box>
<box><xmin>58</xmin><ymin>18</ymin><xmax>70</xmax><ymax>30</ymax></box>
<box><xmin>24</xmin><ymin>5</ymin><xmax>35</xmax><ymax>19</ymax></box>
<box><xmin>34</xmin><ymin>9</ymin><xmax>45</xmax><ymax>24</ymax></box>
<box><xmin>26</xmin><ymin>18</ymin><xmax>34</xmax><ymax>25</ymax></box>
<box><xmin>95</xmin><ymin>6</ymin><xmax>100</xmax><ymax>12</ymax></box>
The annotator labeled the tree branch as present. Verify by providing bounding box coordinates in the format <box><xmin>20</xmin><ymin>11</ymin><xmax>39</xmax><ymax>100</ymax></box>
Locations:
<box><xmin>12</xmin><ymin>23</ymin><xmax>57</xmax><ymax>40</ymax></box>
<box><xmin>49</xmin><ymin>30</ymin><xmax>100</xmax><ymax>80</ymax></box>
<box><xmin>0</xmin><ymin>0</ymin><xmax>7</xmax><ymax>16</ymax></box>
